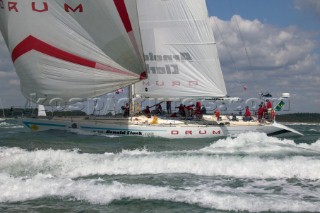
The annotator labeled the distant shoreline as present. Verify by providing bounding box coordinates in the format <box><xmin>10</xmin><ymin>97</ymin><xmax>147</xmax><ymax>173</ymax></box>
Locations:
<box><xmin>276</xmin><ymin>113</ymin><xmax>320</xmax><ymax>123</ymax></box>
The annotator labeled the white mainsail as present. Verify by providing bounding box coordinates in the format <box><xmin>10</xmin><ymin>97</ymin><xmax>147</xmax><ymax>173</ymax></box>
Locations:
<box><xmin>135</xmin><ymin>0</ymin><xmax>227</xmax><ymax>98</ymax></box>
<box><xmin>0</xmin><ymin>0</ymin><xmax>145</xmax><ymax>105</ymax></box>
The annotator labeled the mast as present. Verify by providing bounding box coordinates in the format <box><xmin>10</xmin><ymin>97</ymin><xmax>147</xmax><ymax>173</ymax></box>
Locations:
<box><xmin>129</xmin><ymin>85</ymin><xmax>135</xmax><ymax>116</ymax></box>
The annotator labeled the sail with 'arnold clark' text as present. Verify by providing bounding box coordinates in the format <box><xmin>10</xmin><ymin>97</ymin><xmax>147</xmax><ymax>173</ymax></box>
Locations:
<box><xmin>0</xmin><ymin>0</ymin><xmax>146</xmax><ymax>105</ymax></box>
<box><xmin>134</xmin><ymin>0</ymin><xmax>227</xmax><ymax>98</ymax></box>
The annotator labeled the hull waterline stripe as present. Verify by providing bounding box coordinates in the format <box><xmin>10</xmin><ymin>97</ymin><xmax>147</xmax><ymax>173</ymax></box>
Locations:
<box><xmin>11</xmin><ymin>36</ymin><xmax>139</xmax><ymax>78</ymax></box>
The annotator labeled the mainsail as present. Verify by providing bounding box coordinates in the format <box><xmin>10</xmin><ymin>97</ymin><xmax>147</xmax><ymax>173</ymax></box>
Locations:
<box><xmin>135</xmin><ymin>0</ymin><xmax>227</xmax><ymax>98</ymax></box>
<box><xmin>0</xmin><ymin>0</ymin><xmax>145</xmax><ymax>105</ymax></box>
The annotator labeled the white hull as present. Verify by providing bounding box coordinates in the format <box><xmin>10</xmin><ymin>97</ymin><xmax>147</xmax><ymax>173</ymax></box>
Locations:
<box><xmin>20</xmin><ymin>115</ymin><xmax>303</xmax><ymax>138</ymax></box>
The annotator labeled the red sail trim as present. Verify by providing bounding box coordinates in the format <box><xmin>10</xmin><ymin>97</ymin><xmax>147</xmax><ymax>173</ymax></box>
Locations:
<box><xmin>114</xmin><ymin>0</ymin><xmax>147</xmax><ymax>79</ymax></box>
<box><xmin>113</xmin><ymin>0</ymin><xmax>133</xmax><ymax>33</ymax></box>
<box><xmin>11</xmin><ymin>36</ymin><xmax>138</xmax><ymax>77</ymax></box>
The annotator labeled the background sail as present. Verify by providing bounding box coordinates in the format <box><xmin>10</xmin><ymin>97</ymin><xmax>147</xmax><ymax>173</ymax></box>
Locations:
<box><xmin>135</xmin><ymin>0</ymin><xmax>227</xmax><ymax>98</ymax></box>
<box><xmin>0</xmin><ymin>0</ymin><xmax>145</xmax><ymax>105</ymax></box>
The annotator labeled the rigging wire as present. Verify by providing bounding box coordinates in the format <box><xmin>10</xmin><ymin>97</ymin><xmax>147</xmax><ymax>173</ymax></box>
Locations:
<box><xmin>228</xmin><ymin>0</ymin><xmax>259</xmax><ymax>93</ymax></box>
<box><xmin>227</xmin><ymin>0</ymin><xmax>271</xmax><ymax>96</ymax></box>
<box><xmin>211</xmin><ymin>4</ymin><xmax>247</xmax><ymax>92</ymax></box>
<box><xmin>212</xmin><ymin>17</ymin><xmax>238</xmax><ymax>73</ymax></box>
<box><xmin>229</xmin><ymin>5</ymin><xmax>253</xmax><ymax>69</ymax></box>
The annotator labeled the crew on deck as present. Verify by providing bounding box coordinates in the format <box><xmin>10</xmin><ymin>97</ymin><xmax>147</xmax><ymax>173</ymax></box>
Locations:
<box><xmin>154</xmin><ymin>103</ymin><xmax>162</xmax><ymax>115</ymax></box>
<box><xmin>265</xmin><ymin>99</ymin><xmax>273</xmax><ymax>121</ymax></box>
<box><xmin>243</xmin><ymin>106</ymin><xmax>252</xmax><ymax>121</ymax></box>
<box><xmin>121</xmin><ymin>103</ymin><xmax>130</xmax><ymax>117</ymax></box>
<box><xmin>166</xmin><ymin>101</ymin><xmax>172</xmax><ymax>114</ymax></box>
<box><xmin>257</xmin><ymin>104</ymin><xmax>264</xmax><ymax>122</ymax></box>
<box><xmin>194</xmin><ymin>101</ymin><xmax>203</xmax><ymax>119</ymax></box>
<box><xmin>214</xmin><ymin>109</ymin><xmax>221</xmax><ymax>121</ymax></box>
<box><xmin>143</xmin><ymin>106</ymin><xmax>151</xmax><ymax>118</ymax></box>
<box><xmin>176</xmin><ymin>104</ymin><xmax>185</xmax><ymax>117</ymax></box>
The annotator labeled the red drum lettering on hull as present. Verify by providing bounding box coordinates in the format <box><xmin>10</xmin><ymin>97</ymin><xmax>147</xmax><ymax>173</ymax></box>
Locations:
<box><xmin>185</xmin><ymin>131</ymin><xmax>192</xmax><ymax>135</ymax></box>
<box><xmin>171</xmin><ymin>130</ymin><xmax>221</xmax><ymax>135</ymax></box>
<box><xmin>213</xmin><ymin>130</ymin><xmax>221</xmax><ymax>135</ymax></box>
<box><xmin>171</xmin><ymin>130</ymin><xmax>179</xmax><ymax>135</ymax></box>
<box><xmin>199</xmin><ymin>130</ymin><xmax>207</xmax><ymax>135</ymax></box>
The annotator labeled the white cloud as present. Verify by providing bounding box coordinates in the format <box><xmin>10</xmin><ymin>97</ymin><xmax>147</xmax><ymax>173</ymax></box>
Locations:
<box><xmin>0</xmin><ymin>33</ymin><xmax>24</xmax><ymax>107</ymax></box>
<box><xmin>210</xmin><ymin>15</ymin><xmax>320</xmax><ymax>112</ymax></box>
<box><xmin>294</xmin><ymin>0</ymin><xmax>320</xmax><ymax>17</ymax></box>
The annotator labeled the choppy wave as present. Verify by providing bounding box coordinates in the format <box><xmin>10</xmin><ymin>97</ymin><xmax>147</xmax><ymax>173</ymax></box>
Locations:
<box><xmin>201</xmin><ymin>132</ymin><xmax>320</xmax><ymax>153</ymax></box>
<box><xmin>1</xmin><ymin>132</ymin><xmax>320</xmax><ymax>211</ymax></box>
<box><xmin>0</xmin><ymin>175</ymin><xmax>319</xmax><ymax>212</ymax></box>
<box><xmin>0</xmin><ymin>121</ymin><xmax>23</xmax><ymax>129</ymax></box>
<box><xmin>1</xmin><ymin>133</ymin><xmax>320</xmax><ymax>180</ymax></box>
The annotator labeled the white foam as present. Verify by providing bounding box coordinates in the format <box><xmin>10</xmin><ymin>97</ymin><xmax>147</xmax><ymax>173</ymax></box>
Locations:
<box><xmin>0</xmin><ymin>121</ymin><xmax>23</xmax><ymax>129</ymax></box>
<box><xmin>0</xmin><ymin>175</ymin><xmax>319</xmax><ymax>212</ymax></box>
<box><xmin>1</xmin><ymin>146</ymin><xmax>320</xmax><ymax>180</ymax></box>
<box><xmin>201</xmin><ymin>132</ymin><xmax>320</xmax><ymax>154</ymax></box>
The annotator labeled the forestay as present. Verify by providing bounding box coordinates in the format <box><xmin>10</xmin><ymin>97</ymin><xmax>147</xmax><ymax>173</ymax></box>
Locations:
<box><xmin>0</xmin><ymin>0</ymin><xmax>145</xmax><ymax>105</ymax></box>
<box><xmin>135</xmin><ymin>0</ymin><xmax>227</xmax><ymax>98</ymax></box>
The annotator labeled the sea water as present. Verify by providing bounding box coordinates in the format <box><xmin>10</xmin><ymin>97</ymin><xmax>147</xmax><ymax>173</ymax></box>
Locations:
<box><xmin>0</xmin><ymin>120</ymin><xmax>319</xmax><ymax>212</ymax></box>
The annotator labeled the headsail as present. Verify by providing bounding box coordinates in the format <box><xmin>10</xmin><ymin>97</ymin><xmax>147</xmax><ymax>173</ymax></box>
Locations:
<box><xmin>135</xmin><ymin>0</ymin><xmax>227</xmax><ymax>98</ymax></box>
<box><xmin>0</xmin><ymin>0</ymin><xmax>145</xmax><ymax>105</ymax></box>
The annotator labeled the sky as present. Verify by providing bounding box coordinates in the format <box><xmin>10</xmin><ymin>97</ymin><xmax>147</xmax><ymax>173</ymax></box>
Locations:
<box><xmin>0</xmin><ymin>0</ymin><xmax>319</xmax><ymax>113</ymax></box>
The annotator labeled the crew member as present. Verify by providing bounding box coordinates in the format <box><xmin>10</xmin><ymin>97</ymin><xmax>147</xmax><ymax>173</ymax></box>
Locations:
<box><xmin>176</xmin><ymin>104</ymin><xmax>185</xmax><ymax>117</ymax></box>
<box><xmin>257</xmin><ymin>104</ymin><xmax>264</xmax><ymax>122</ymax></box>
<box><xmin>122</xmin><ymin>103</ymin><xmax>129</xmax><ymax>117</ymax></box>
<box><xmin>243</xmin><ymin>106</ymin><xmax>252</xmax><ymax>121</ymax></box>
<box><xmin>214</xmin><ymin>109</ymin><xmax>220</xmax><ymax>120</ymax></box>
<box><xmin>155</xmin><ymin>103</ymin><xmax>162</xmax><ymax>115</ymax></box>
<box><xmin>166</xmin><ymin>101</ymin><xmax>172</xmax><ymax>114</ymax></box>
<box><xmin>143</xmin><ymin>106</ymin><xmax>151</xmax><ymax>118</ymax></box>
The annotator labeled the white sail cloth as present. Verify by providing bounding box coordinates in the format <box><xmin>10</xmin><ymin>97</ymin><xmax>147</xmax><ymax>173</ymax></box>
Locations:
<box><xmin>135</xmin><ymin>0</ymin><xmax>227</xmax><ymax>98</ymax></box>
<box><xmin>0</xmin><ymin>0</ymin><xmax>145</xmax><ymax>105</ymax></box>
